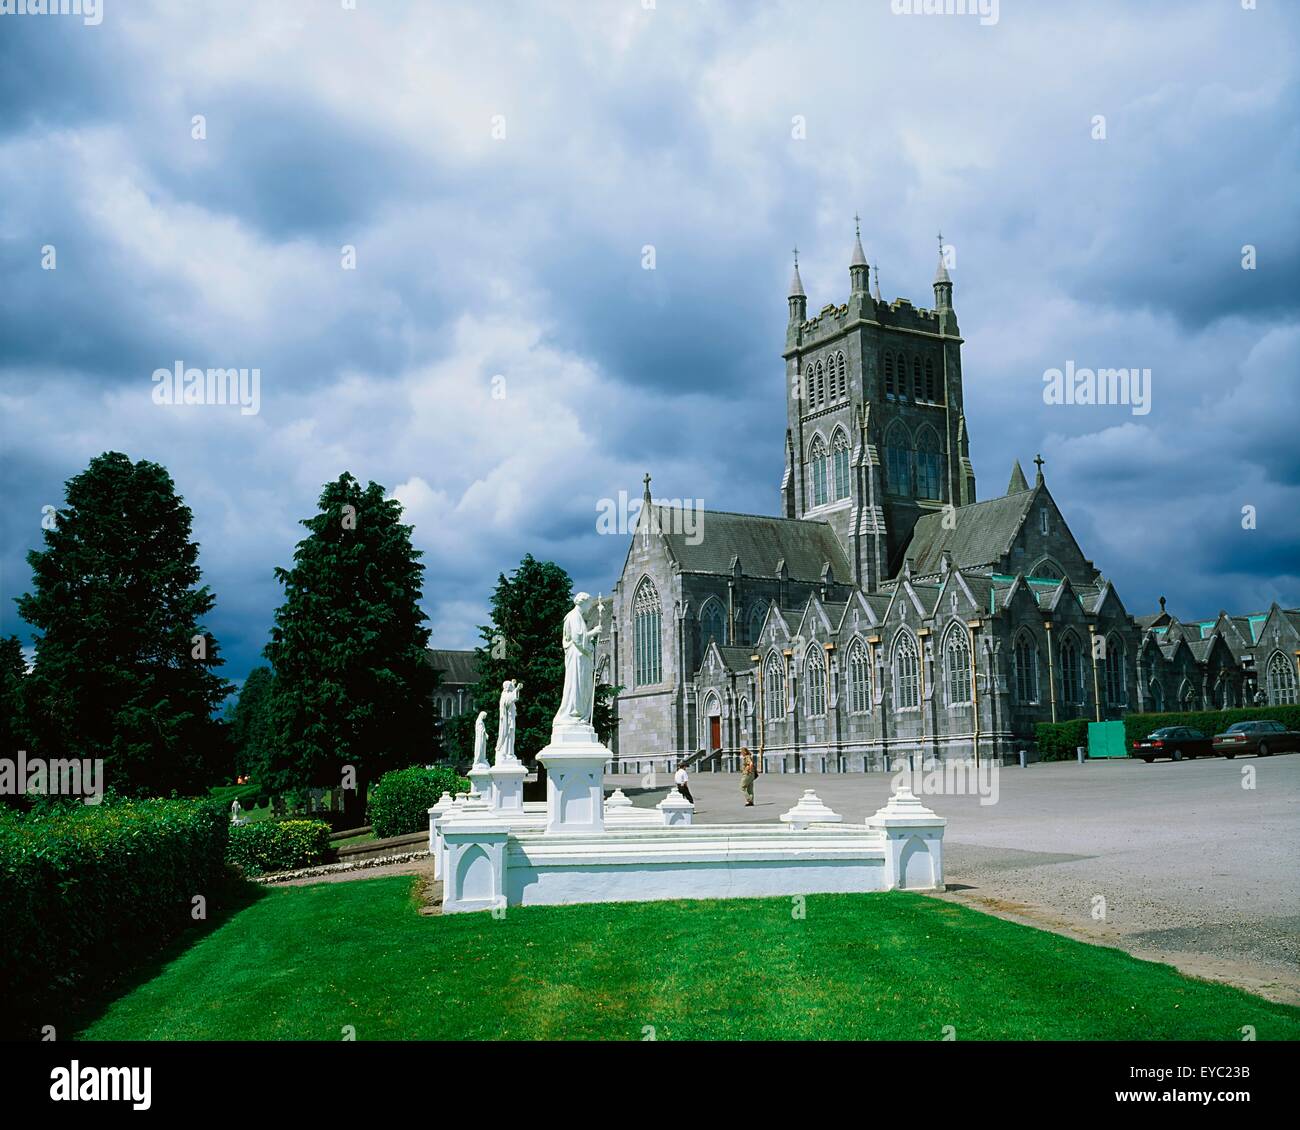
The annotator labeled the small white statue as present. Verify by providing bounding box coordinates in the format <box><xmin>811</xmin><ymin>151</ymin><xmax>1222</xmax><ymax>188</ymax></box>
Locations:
<box><xmin>555</xmin><ymin>592</ymin><xmax>601</xmax><ymax>728</ymax></box>
<box><xmin>495</xmin><ymin>679</ymin><xmax>523</xmax><ymax>765</ymax></box>
<box><xmin>230</xmin><ymin>799</ymin><xmax>246</xmax><ymax>826</ymax></box>
<box><xmin>472</xmin><ymin>709</ymin><xmax>490</xmax><ymax>770</ymax></box>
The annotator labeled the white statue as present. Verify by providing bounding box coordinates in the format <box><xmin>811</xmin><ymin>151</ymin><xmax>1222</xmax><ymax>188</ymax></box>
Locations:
<box><xmin>230</xmin><ymin>799</ymin><xmax>245</xmax><ymax>826</ymax></box>
<box><xmin>472</xmin><ymin>710</ymin><xmax>489</xmax><ymax>770</ymax></box>
<box><xmin>495</xmin><ymin>680</ymin><xmax>523</xmax><ymax>765</ymax></box>
<box><xmin>555</xmin><ymin>592</ymin><xmax>601</xmax><ymax>728</ymax></box>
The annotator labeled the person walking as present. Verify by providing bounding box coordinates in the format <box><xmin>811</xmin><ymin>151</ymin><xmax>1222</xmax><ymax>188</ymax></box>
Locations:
<box><xmin>674</xmin><ymin>760</ymin><xmax>694</xmax><ymax>805</ymax></box>
<box><xmin>740</xmin><ymin>747</ymin><xmax>756</xmax><ymax>807</ymax></box>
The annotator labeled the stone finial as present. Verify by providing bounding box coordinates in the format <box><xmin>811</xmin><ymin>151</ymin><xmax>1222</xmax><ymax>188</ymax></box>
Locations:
<box><xmin>780</xmin><ymin>789</ymin><xmax>843</xmax><ymax>830</ymax></box>
<box><xmin>1007</xmin><ymin>459</ymin><xmax>1029</xmax><ymax>494</ymax></box>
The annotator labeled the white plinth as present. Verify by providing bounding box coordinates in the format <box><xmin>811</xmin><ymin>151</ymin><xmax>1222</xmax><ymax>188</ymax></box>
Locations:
<box><xmin>656</xmin><ymin>790</ymin><xmax>694</xmax><ymax>826</ymax></box>
<box><xmin>467</xmin><ymin>764</ymin><xmax>493</xmax><ymax>800</ymax></box>
<box><xmin>536</xmin><ymin>721</ymin><xmax>610</xmax><ymax>834</ymax></box>
<box><xmin>604</xmin><ymin>788</ymin><xmax>634</xmax><ymax>812</ymax></box>
<box><xmin>780</xmin><ymin>789</ymin><xmax>842</xmax><ymax>830</ymax></box>
<box><xmin>867</xmin><ymin>782</ymin><xmax>947</xmax><ymax>891</ymax></box>
<box><xmin>488</xmin><ymin>761</ymin><xmax>528</xmax><ymax>813</ymax></box>
<box><xmin>441</xmin><ymin>813</ymin><xmax>510</xmax><ymax>914</ymax></box>
<box><xmin>427</xmin><ymin>790</ymin><xmax>456</xmax><ymax>856</ymax></box>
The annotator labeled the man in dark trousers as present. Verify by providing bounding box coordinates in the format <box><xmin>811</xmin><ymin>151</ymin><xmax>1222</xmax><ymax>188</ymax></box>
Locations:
<box><xmin>674</xmin><ymin>760</ymin><xmax>695</xmax><ymax>805</ymax></box>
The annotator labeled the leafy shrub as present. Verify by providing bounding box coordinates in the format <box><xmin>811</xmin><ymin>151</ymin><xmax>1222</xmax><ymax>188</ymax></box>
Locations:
<box><xmin>367</xmin><ymin>765</ymin><xmax>469</xmax><ymax>838</ymax></box>
<box><xmin>0</xmin><ymin>797</ymin><xmax>228</xmax><ymax>1039</ymax></box>
<box><xmin>1034</xmin><ymin>719</ymin><xmax>1090</xmax><ymax>761</ymax></box>
<box><xmin>226</xmin><ymin>819</ymin><xmax>332</xmax><ymax>876</ymax></box>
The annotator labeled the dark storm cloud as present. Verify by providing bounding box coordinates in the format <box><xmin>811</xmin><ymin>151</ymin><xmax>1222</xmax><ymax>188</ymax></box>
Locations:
<box><xmin>1</xmin><ymin>0</ymin><xmax>1297</xmax><ymax>685</ymax></box>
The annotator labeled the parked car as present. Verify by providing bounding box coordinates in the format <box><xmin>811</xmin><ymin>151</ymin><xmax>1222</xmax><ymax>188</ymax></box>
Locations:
<box><xmin>1130</xmin><ymin>726</ymin><xmax>1213</xmax><ymax>763</ymax></box>
<box><xmin>1212</xmin><ymin>719</ymin><xmax>1300</xmax><ymax>758</ymax></box>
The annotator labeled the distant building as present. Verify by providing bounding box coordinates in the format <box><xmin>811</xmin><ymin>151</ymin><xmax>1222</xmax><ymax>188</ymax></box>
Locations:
<box><xmin>594</xmin><ymin>231</ymin><xmax>1299</xmax><ymax>770</ymax></box>
<box><xmin>428</xmin><ymin>649</ymin><xmax>480</xmax><ymax>722</ymax></box>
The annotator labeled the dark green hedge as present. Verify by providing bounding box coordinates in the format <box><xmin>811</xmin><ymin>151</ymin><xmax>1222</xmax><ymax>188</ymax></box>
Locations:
<box><xmin>226</xmin><ymin>819</ymin><xmax>332</xmax><ymax>876</ymax></box>
<box><xmin>1120</xmin><ymin>704</ymin><xmax>1300</xmax><ymax>746</ymax></box>
<box><xmin>367</xmin><ymin>765</ymin><xmax>469</xmax><ymax>838</ymax></box>
<box><xmin>1036</xmin><ymin>704</ymin><xmax>1300</xmax><ymax>760</ymax></box>
<box><xmin>1034</xmin><ymin>719</ymin><xmax>1090</xmax><ymax>761</ymax></box>
<box><xmin>0</xmin><ymin>797</ymin><xmax>228</xmax><ymax>1039</ymax></box>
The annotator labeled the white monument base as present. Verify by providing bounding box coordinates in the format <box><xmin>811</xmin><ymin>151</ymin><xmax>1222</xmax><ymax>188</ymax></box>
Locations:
<box><xmin>488</xmin><ymin>762</ymin><xmax>528</xmax><ymax>813</ymax></box>
<box><xmin>536</xmin><ymin>721</ymin><xmax>610</xmax><ymax>835</ymax></box>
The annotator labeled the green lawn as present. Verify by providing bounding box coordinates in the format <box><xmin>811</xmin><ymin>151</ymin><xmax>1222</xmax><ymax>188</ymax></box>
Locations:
<box><xmin>78</xmin><ymin>877</ymin><xmax>1300</xmax><ymax>1041</ymax></box>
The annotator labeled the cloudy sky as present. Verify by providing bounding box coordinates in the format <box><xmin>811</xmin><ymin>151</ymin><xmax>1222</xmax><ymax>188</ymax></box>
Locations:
<box><xmin>1</xmin><ymin>0</ymin><xmax>1296</xmax><ymax>689</ymax></box>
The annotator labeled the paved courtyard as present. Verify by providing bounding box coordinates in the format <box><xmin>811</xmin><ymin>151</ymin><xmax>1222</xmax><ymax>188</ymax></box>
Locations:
<box><xmin>606</xmin><ymin>756</ymin><xmax>1300</xmax><ymax>1004</ymax></box>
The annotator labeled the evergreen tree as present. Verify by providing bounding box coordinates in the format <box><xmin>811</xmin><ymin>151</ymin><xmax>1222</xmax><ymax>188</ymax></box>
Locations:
<box><xmin>264</xmin><ymin>473</ymin><xmax>437</xmax><ymax>819</ymax></box>
<box><xmin>462</xmin><ymin>555</ymin><xmax>617</xmax><ymax>763</ymax></box>
<box><xmin>229</xmin><ymin>665</ymin><xmax>275</xmax><ymax>780</ymax></box>
<box><xmin>0</xmin><ymin>635</ymin><xmax>29</xmax><ymax>758</ymax></box>
<box><xmin>16</xmin><ymin>452</ymin><xmax>231</xmax><ymax>796</ymax></box>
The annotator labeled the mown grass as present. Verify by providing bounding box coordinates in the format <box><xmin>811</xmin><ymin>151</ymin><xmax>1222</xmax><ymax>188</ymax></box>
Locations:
<box><xmin>78</xmin><ymin>877</ymin><xmax>1300</xmax><ymax>1041</ymax></box>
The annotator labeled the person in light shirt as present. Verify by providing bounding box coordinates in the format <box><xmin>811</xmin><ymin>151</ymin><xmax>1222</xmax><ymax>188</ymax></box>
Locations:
<box><xmin>674</xmin><ymin>760</ymin><xmax>694</xmax><ymax>805</ymax></box>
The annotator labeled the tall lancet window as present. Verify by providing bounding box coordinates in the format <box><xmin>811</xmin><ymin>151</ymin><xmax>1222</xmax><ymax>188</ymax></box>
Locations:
<box><xmin>633</xmin><ymin>577</ymin><xmax>662</xmax><ymax>686</ymax></box>
<box><xmin>804</xmin><ymin>646</ymin><xmax>827</xmax><ymax>717</ymax></box>
<box><xmin>894</xmin><ymin>632</ymin><xmax>920</xmax><ymax>709</ymax></box>
<box><xmin>765</xmin><ymin>653</ymin><xmax>786</xmax><ymax>720</ymax></box>
<box><xmin>832</xmin><ymin>429</ymin><xmax>851</xmax><ymax>500</ymax></box>
<box><xmin>915</xmin><ymin>429</ymin><xmax>943</xmax><ymax>500</ymax></box>
<box><xmin>809</xmin><ymin>435</ymin><xmax>829</xmax><ymax>508</ymax></box>
<box><xmin>847</xmin><ymin>639</ymin><xmax>871</xmax><ymax>713</ymax></box>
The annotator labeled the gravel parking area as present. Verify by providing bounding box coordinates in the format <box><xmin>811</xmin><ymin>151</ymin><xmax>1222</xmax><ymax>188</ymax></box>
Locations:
<box><xmin>607</xmin><ymin>756</ymin><xmax>1300</xmax><ymax>1004</ymax></box>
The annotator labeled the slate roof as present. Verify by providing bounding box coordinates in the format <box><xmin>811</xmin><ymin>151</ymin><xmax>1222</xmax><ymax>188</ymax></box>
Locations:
<box><xmin>717</xmin><ymin>646</ymin><xmax>758</xmax><ymax>673</ymax></box>
<box><xmin>902</xmin><ymin>488</ymin><xmax>1036</xmax><ymax>576</ymax></box>
<box><xmin>428</xmin><ymin>649</ymin><xmax>480</xmax><ymax>686</ymax></box>
<box><xmin>650</xmin><ymin>506</ymin><xmax>852</xmax><ymax>583</ymax></box>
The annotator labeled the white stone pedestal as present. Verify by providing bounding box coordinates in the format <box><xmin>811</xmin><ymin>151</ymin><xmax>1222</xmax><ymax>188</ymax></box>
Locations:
<box><xmin>467</xmin><ymin>764</ymin><xmax>493</xmax><ymax>801</ymax></box>
<box><xmin>657</xmin><ymin>790</ymin><xmax>694</xmax><ymax>826</ymax></box>
<box><xmin>488</xmin><ymin>761</ymin><xmax>528</xmax><ymax>813</ymax></box>
<box><xmin>427</xmin><ymin>789</ymin><xmax>455</xmax><ymax>857</ymax></box>
<box><xmin>780</xmin><ymin>789</ymin><xmax>842</xmax><ymax>830</ymax></box>
<box><xmin>867</xmin><ymin>782</ymin><xmax>947</xmax><ymax>891</ymax></box>
<box><xmin>441</xmin><ymin>812</ymin><xmax>509</xmax><ymax>914</ymax></box>
<box><xmin>536</xmin><ymin>721</ymin><xmax>610</xmax><ymax>834</ymax></box>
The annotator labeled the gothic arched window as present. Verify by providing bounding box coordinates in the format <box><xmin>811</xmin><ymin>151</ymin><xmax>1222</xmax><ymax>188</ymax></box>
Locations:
<box><xmin>1267</xmin><ymin>651</ymin><xmax>1298</xmax><ymax>705</ymax></box>
<box><xmin>924</xmin><ymin>358</ymin><xmax>936</xmax><ymax>401</ymax></box>
<box><xmin>748</xmin><ymin>604</ymin><xmax>767</xmax><ymax>645</ymax></box>
<box><xmin>945</xmin><ymin>626</ymin><xmax>971</xmax><ymax>705</ymax></box>
<box><xmin>1149</xmin><ymin>679</ymin><xmax>1164</xmax><ymax>712</ymax></box>
<box><xmin>831</xmin><ymin>429</ymin><xmax>851</xmax><ymax>500</ymax></box>
<box><xmin>912</xmin><ymin>356</ymin><xmax>923</xmax><ymax>400</ymax></box>
<box><xmin>765</xmin><ymin>653</ymin><xmax>786</xmax><ymax>720</ymax></box>
<box><xmin>884</xmin><ymin>353</ymin><xmax>895</xmax><ymax>397</ymax></box>
<box><xmin>847</xmin><ymin>639</ymin><xmax>870</xmax><ymax>713</ymax></box>
<box><xmin>803</xmin><ymin>364</ymin><xmax>814</xmax><ymax>407</ymax></box>
<box><xmin>815</xmin><ymin>361</ymin><xmax>825</xmax><ymax>406</ymax></box>
<box><xmin>808</xmin><ymin>434</ymin><xmax>829</xmax><ymax>508</ymax></box>
<box><xmin>804</xmin><ymin>646</ymin><xmax>827</xmax><ymax>717</ymax></box>
<box><xmin>836</xmin><ymin>351</ymin><xmax>847</xmax><ymax>398</ymax></box>
<box><xmin>1014</xmin><ymin>633</ymin><xmax>1038</xmax><ymax>703</ymax></box>
<box><xmin>915</xmin><ymin>429</ymin><xmax>942</xmax><ymax>500</ymax></box>
<box><xmin>893</xmin><ymin>632</ymin><xmax>920</xmax><ymax>709</ymax></box>
<box><xmin>700</xmin><ymin>600</ymin><xmax>725</xmax><ymax>648</ymax></box>
<box><xmin>633</xmin><ymin>577</ymin><xmax>662</xmax><ymax>686</ymax></box>
<box><xmin>884</xmin><ymin>423</ymin><xmax>911</xmax><ymax>495</ymax></box>
<box><xmin>1104</xmin><ymin>635</ymin><xmax>1125</xmax><ymax>706</ymax></box>
<box><xmin>1059</xmin><ymin>635</ymin><xmax>1083</xmax><ymax>703</ymax></box>
<box><xmin>1179</xmin><ymin>678</ymin><xmax>1196</xmax><ymax>710</ymax></box>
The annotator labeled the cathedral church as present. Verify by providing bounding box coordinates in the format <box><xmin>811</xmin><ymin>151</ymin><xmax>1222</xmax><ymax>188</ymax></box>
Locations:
<box><xmin>593</xmin><ymin>231</ymin><xmax>1300</xmax><ymax>770</ymax></box>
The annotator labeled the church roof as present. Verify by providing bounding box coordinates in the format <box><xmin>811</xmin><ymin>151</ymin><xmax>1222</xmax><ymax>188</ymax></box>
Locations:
<box><xmin>902</xmin><ymin>488</ymin><xmax>1036</xmax><ymax>576</ymax></box>
<box><xmin>650</xmin><ymin>506</ymin><xmax>852</xmax><ymax>583</ymax></box>
<box><xmin>428</xmin><ymin>648</ymin><xmax>480</xmax><ymax>686</ymax></box>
